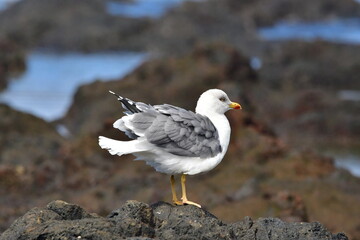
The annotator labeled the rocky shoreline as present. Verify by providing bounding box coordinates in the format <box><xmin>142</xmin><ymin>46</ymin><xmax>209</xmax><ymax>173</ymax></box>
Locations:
<box><xmin>0</xmin><ymin>200</ymin><xmax>349</xmax><ymax>240</ymax></box>
<box><xmin>1</xmin><ymin>45</ymin><xmax>359</xmax><ymax>238</ymax></box>
<box><xmin>1</xmin><ymin>0</ymin><xmax>360</xmax><ymax>239</ymax></box>
<box><xmin>0</xmin><ymin>39</ymin><xmax>26</xmax><ymax>90</ymax></box>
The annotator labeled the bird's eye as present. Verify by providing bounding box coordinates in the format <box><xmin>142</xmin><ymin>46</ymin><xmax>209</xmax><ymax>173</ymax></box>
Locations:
<box><xmin>219</xmin><ymin>97</ymin><xmax>226</xmax><ymax>102</ymax></box>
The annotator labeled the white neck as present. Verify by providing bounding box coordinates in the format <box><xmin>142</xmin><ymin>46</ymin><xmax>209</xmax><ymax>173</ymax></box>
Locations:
<box><xmin>197</xmin><ymin>110</ymin><xmax>231</xmax><ymax>155</ymax></box>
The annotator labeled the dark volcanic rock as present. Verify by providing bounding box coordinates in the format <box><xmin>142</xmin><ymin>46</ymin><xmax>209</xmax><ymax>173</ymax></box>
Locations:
<box><xmin>0</xmin><ymin>39</ymin><xmax>26</xmax><ymax>90</ymax></box>
<box><xmin>108</xmin><ymin>200</ymin><xmax>156</xmax><ymax>237</ymax></box>
<box><xmin>0</xmin><ymin>104</ymin><xmax>64</xmax><ymax>233</ymax></box>
<box><xmin>2</xmin><ymin>0</ymin><xmax>359</xmax><ymax>54</ymax></box>
<box><xmin>241</xmin><ymin>0</ymin><xmax>360</xmax><ymax>26</ymax></box>
<box><xmin>230</xmin><ymin>218</ymin><xmax>348</xmax><ymax>240</ymax></box>
<box><xmin>151</xmin><ymin>201</ymin><xmax>227</xmax><ymax>239</ymax></box>
<box><xmin>147</xmin><ymin>0</ymin><xmax>360</xmax><ymax>56</ymax></box>
<box><xmin>1</xmin><ymin>200</ymin><xmax>155</xmax><ymax>240</ymax></box>
<box><xmin>259</xmin><ymin>41</ymin><xmax>360</xmax><ymax>89</ymax></box>
<box><xmin>0</xmin><ymin>104</ymin><xmax>63</xmax><ymax>166</ymax></box>
<box><xmin>254</xmin><ymin>40</ymin><xmax>360</xmax><ymax>148</ymax></box>
<box><xmin>0</xmin><ymin>0</ymin><xmax>153</xmax><ymax>51</ymax></box>
<box><xmin>0</xmin><ymin>200</ymin><xmax>348</xmax><ymax>240</ymax></box>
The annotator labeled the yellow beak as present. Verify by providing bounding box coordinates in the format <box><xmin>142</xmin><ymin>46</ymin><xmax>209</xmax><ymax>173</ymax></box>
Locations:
<box><xmin>229</xmin><ymin>102</ymin><xmax>242</xmax><ymax>109</ymax></box>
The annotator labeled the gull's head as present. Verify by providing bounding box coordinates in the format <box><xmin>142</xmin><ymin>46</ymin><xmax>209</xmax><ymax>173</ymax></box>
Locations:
<box><xmin>195</xmin><ymin>89</ymin><xmax>242</xmax><ymax>115</ymax></box>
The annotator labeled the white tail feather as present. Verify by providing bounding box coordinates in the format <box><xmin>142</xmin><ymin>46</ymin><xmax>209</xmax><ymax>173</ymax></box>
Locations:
<box><xmin>98</xmin><ymin>136</ymin><xmax>149</xmax><ymax>156</ymax></box>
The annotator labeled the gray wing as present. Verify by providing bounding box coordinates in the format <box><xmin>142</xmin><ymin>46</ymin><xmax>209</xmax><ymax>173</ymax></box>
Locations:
<box><xmin>130</xmin><ymin>104</ymin><xmax>222</xmax><ymax>158</ymax></box>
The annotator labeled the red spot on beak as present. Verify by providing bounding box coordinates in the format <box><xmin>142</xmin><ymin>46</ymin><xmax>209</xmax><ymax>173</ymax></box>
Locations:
<box><xmin>229</xmin><ymin>102</ymin><xmax>242</xmax><ymax>110</ymax></box>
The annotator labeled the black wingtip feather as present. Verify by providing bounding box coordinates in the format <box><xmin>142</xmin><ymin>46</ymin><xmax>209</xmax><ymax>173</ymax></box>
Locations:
<box><xmin>121</xmin><ymin>98</ymin><xmax>141</xmax><ymax>113</ymax></box>
<box><xmin>108</xmin><ymin>90</ymin><xmax>141</xmax><ymax>113</ymax></box>
<box><xmin>109</xmin><ymin>90</ymin><xmax>122</xmax><ymax>99</ymax></box>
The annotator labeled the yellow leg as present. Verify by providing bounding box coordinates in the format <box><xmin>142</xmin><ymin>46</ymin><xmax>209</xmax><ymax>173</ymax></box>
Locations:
<box><xmin>170</xmin><ymin>175</ymin><xmax>183</xmax><ymax>205</ymax></box>
<box><xmin>180</xmin><ymin>174</ymin><xmax>201</xmax><ymax>208</ymax></box>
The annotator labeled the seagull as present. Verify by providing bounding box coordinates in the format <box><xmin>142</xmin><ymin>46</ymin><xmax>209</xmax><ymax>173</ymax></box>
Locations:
<box><xmin>99</xmin><ymin>89</ymin><xmax>242</xmax><ymax>208</ymax></box>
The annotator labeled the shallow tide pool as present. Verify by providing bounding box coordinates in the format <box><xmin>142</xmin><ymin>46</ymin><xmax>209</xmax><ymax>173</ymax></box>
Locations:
<box><xmin>0</xmin><ymin>0</ymin><xmax>19</xmax><ymax>10</ymax></box>
<box><xmin>106</xmin><ymin>0</ymin><xmax>203</xmax><ymax>18</ymax></box>
<box><xmin>259</xmin><ymin>18</ymin><xmax>360</xmax><ymax>45</ymax></box>
<box><xmin>334</xmin><ymin>155</ymin><xmax>360</xmax><ymax>177</ymax></box>
<box><xmin>0</xmin><ymin>51</ymin><xmax>146</xmax><ymax>121</ymax></box>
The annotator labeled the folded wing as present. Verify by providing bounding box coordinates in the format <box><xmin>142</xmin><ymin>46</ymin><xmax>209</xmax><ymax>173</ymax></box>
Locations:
<box><xmin>129</xmin><ymin>104</ymin><xmax>222</xmax><ymax>158</ymax></box>
<box><xmin>110</xmin><ymin>92</ymin><xmax>222</xmax><ymax>158</ymax></box>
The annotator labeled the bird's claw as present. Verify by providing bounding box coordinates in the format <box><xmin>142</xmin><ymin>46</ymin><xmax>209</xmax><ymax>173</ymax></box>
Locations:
<box><xmin>181</xmin><ymin>198</ymin><xmax>201</xmax><ymax>208</ymax></box>
<box><xmin>173</xmin><ymin>199</ymin><xmax>201</xmax><ymax>208</ymax></box>
<box><xmin>182</xmin><ymin>200</ymin><xmax>201</xmax><ymax>208</ymax></box>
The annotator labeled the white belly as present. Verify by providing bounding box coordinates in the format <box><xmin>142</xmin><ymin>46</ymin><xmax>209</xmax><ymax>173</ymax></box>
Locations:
<box><xmin>134</xmin><ymin>150</ymin><xmax>225</xmax><ymax>175</ymax></box>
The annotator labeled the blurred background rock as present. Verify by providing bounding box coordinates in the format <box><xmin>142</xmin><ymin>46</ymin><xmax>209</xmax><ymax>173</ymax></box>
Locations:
<box><xmin>0</xmin><ymin>0</ymin><xmax>359</xmax><ymax>239</ymax></box>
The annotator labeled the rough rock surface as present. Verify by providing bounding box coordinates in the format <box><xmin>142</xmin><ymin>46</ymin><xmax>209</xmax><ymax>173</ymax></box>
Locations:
<box><xmin>147</xmin><ymin>0</ymin><xmax>360</xmax><ymax>55</ymax></box>
<box><xmin>0</xmin><ymin>104</ymin><xmax>63</xmax><ymax>166</ymax></box>
<box><xmin>0</xmin><ymin>39</ymin><xmax>26</xmax><ymax>90</ymax></box>
<box><xmin>254</xmin><ymin>40</ymin><xmax>360</xmax><ymax>148</ymax></box>
<box><xmin>0</xmin><ymin>0</ymin><xmax>152</xmax><ymax>51</ymax></box>
<box><xmin>1</xmin><ymin>200</ymin><xmax>348</xmax><ymax>240</ymax></box>
<box><xmin>2</xmin><ymin>0</ymin><xmax>360</xmax><ymax>53</ymax></box>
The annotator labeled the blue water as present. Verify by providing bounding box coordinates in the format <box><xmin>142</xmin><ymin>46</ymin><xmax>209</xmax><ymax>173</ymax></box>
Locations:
<box><xmin>334</xmin><ymin>155</ymin><xmax>360</xmax><ymax>177</ymax></box>
<box><xmin>0</xmin><ymin>0</ymin><xmax>195</xmax><ymax>16</ymax></box>
<box><xmin>107</xmin><ymin>0</ymin><xmax>180</xmax><ymax>18</ymax></box>
<box><xmin>107</xmin><ymin>0</ymin><xmax>202</xmax><ymax>18</ymax></box>
<box><xmin>0</xmin><ymin>0</ymin><xmax>18</xmax><ymax>10</ymax></box>
<box><xmin>0</xmin><ymin>51</ymin><xmax>146</xmax><ymax>121</ymax></box>
<box><xmin>338</xmin><ymin>90</ymin><xmax>360</xmax><ymax>101</ymax></box>
<box><xmin>250</xmin><ymin>57</ymin><xmax>262</xmax><ymax>70</ymax></box>
<box><xmin>259</xmin><ymin>18</ymin><xmax>360</xmax><ymax>45</ymax></box>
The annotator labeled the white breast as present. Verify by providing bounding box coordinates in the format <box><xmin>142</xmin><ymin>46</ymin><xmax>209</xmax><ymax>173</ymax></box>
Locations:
<box><xmin>178</xmin><ymin>114</ymin><xmax>231</xmax><ymax>175</ymax></box>
<box><xmin>207</xmin><ymin>114</ymin><xmax>231</xmax><ymax>155</ymax></box>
